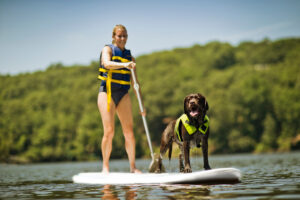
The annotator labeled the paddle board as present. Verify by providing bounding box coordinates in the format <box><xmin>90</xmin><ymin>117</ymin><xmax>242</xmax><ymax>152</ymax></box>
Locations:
<box><xmin>72</xmin><ymin>168</ymin><xmax>241</xmax><ymax>185</ymax></box>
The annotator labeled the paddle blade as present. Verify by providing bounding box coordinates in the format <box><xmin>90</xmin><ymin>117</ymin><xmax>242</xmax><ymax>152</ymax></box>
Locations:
<box><xmin>148</xmin><ymin>153</ymin><xmax>166</xmax><ymax>173</ymax></box>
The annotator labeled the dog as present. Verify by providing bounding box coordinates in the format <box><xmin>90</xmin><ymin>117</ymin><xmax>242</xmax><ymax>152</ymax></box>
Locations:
<box><xmin>156</xmin><ymin>93</ymin><xmax>211</xmax><ymax>173</ymax></box>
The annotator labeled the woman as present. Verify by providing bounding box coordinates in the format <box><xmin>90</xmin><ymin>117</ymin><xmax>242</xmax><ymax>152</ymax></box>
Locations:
<box><xmin>97</xmin><ymin>24</ymin><xmax>144</xmax><ymax>173</ymax></box>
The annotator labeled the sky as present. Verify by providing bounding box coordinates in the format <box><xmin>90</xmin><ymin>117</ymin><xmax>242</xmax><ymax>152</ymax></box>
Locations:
<box><xmin>0</xmin><ymin>0</ymin><xmax>300</xmax><ymax>75</ymax></box>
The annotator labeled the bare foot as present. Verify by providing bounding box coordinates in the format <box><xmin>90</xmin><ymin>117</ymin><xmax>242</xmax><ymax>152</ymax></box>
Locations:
<box><xmin>131</xmin><ymin>168</ymin><xmax>142</xmax><ymax>174</ymax></box>
<box><xmin>102</xmin><ymin>167</ymin><xmax>109</xmax><ymax>174</ymax></box>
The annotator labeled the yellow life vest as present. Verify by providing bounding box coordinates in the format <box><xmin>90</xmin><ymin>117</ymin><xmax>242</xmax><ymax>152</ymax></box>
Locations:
<box><xmin>98</xmin><ymin>55</ymin><xmax>131</xmax><ymax>111</ymax></box>
<box><xmin>175</xmin><ymin>114</ymin><xmax>209</xmax><ymax>142</ymax></box>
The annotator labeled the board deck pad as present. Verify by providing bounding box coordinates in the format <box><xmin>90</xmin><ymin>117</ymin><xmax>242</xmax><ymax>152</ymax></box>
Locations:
<box><xmin>72</xmin><ymin>168</ymin><xmax>241</xmax><ymax>185</ymax></box>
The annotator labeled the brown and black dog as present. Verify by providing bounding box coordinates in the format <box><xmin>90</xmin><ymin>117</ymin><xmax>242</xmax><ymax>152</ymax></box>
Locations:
<box><xmin>156</xmin><ymin>93</ymin><xmax>211</xmax><ymax>173</ymax></box>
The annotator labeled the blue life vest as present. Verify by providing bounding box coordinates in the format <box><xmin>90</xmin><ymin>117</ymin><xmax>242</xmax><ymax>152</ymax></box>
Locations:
<box><xmin>99</xmin><ymin>44</ymin><xmax>132</xmax><ymax>90</ymax></box>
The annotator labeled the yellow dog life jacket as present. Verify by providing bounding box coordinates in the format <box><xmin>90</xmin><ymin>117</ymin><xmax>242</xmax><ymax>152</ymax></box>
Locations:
<box><xmin>175</xmin><ymin>114</ymin><xmax>209</xmax><ymax>142</ymax></box>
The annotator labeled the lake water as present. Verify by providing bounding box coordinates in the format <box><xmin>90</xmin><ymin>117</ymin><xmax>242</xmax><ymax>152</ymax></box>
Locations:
<box><xmin>1</xmin><ymin>152</ymin><xmax>299</xmax><ymax>199</ymax></box>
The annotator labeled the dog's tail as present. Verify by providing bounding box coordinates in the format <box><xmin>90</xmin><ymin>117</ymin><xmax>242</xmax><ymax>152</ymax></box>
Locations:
<box><xmin>168</xmin><ymin>143</ymin><xmax>172</xmax><ymax>161</ymax></box>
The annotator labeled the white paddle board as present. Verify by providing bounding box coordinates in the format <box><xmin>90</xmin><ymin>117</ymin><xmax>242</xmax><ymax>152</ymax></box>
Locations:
<box><xmin>72</xmin><ymin>168</ymin><xmax>241</xmax><ymax>185</ymax></box>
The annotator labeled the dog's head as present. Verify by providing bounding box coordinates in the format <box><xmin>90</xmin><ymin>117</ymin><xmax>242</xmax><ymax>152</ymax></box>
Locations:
<box><xmin>184</xmin><ymin>93</ymin><xmax>209</xmax><ymax>124</ymax></box>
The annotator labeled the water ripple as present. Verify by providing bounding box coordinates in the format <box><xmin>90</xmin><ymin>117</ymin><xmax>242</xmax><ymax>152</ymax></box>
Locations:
<box><xmin>1</xmin><ymin>152</ymin><xmax>299</xmax><ymax>199</ymax></box>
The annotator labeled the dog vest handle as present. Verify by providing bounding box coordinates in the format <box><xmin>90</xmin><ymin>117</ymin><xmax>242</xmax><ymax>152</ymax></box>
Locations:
<box><xmin>130</xmin><ymin>69</ymin><xmax>154</xmax><ymax>159</ymax></box>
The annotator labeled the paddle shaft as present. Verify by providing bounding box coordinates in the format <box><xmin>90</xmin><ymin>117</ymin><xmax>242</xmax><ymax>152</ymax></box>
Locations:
<box><xmin>130</xmin><ymin>69</ymin><xmax>154</xmax><ymax>159</ymax></box>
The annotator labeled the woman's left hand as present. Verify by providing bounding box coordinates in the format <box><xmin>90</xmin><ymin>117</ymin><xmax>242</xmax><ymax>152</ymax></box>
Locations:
<box><xmin>126</xmin><ymin>62</ymin><xmax>136</xmax><ymax>70</ymax></box>
<box><xmin>141</xmin><ymin>109</ymin><xmax>146</xmax><ymax>117</ymax></box>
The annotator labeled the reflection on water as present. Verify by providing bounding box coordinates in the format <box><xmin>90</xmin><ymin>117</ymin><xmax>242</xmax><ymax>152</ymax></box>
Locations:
<box><xmin>161</xmin><ymin>184</ymin><xmax>211</xmax><ymax>199</ymax></box>
<box><xmin>102</xmin><ymin>185</ymin><xmax>118</xmax><ymax>200</ymax></box>
<box><xmin>101</xmin><ymin>185</ymin><xmax>137</xmax><ymax>200</ymax></box>
<box><xmin>0</xmin><ymin>152</ymin><xmax>300</xmax><ymax>199</ymax></box>
<box><xmin>100</xmin><ymin>184</ymin><xmax>213</xmax><ymax>200</ymax></box>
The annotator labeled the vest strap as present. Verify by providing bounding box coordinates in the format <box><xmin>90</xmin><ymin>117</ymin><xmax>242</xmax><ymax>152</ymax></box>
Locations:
<box><xmin>112</xmin><ymin>56</ymin><xmax>131</xmax><ymax>63</ymax></box>
<box><xmin>98</xmin><ymin>68</ymin><xmax>131</xmax><ymax>111</ymax></box>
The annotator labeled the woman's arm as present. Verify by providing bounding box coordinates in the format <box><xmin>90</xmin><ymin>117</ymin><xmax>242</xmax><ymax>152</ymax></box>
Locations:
<box><xmin>101</xmin><ymin>46</ymin><xmax>134</xmax><ymax>70</ymax></box>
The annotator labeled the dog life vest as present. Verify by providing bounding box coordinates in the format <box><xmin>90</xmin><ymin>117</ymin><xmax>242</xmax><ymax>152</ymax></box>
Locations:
<box><xmin>175</xmin><ymin>114</ymin><xmax>209</xmax><ymax>142</ymax></box>
<box><xmin>98</xmin><ymin>44</ymin><xmax>132</xmax><ymax>111</ymax></box>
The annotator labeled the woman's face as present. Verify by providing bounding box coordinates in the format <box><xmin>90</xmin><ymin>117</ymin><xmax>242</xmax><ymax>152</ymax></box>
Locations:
<box><xmin>113</xmin><ymin>28</ymin><xmax>128</xmax><ymax>50</ymax></box>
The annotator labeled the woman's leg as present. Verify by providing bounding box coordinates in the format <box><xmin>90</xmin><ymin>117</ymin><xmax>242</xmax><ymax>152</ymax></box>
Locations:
<box><xmin>97</xmin><ymin>92</ymin><xmax>116</xmax><ymax>173</ymax></box>
<box><xmin>116</xmin><ymin>93</ymin><xmax>141</xmax><ymax>173</ymax></box>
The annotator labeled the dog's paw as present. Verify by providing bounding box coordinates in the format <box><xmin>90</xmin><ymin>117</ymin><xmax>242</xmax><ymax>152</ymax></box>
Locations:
<box><xmin>204</xmin><ymin>165</ymin><xmax>211</xmax><ymax>170</ymax></box>
<box><xmin>184</xmin><ymin>167</ymin><xmax>192</xmax><ymax>173</ymax></box>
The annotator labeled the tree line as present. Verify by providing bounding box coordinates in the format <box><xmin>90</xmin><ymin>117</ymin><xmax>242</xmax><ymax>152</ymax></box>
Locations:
<box><xmin>0</xmin><ymin>38</ymin><xmax>299</xmax><ymax>163</ymax></box>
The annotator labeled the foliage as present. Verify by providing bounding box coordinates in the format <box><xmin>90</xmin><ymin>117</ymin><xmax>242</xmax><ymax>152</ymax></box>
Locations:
<box><xmin>1</xmin><ymin>38</ymin><xmax>300</xmax><ymax>162</ymax></box>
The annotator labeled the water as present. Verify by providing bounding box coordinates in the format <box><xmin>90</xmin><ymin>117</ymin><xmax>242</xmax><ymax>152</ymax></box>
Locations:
<box><xmin>1</xmin><ymin>152</ymin><xmax>299</xmax><ymax>199</ymax></box>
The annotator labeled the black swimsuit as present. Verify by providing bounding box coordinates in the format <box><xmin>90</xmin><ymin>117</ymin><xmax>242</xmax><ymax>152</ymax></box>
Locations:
<box><xmin>99</xmin><ymin>85</ymin><xmax>128</xmax><ymax>107</ymax></box>
<box><xmin>98</xmin><ymin>44</ymin><xmax>131</xmax><ymax>108</ymax></box>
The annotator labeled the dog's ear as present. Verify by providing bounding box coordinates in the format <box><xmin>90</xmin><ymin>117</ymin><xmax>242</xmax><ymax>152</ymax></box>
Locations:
<box><xmin>197</xmin><ymin>93</ymin><xmax>209</xmax><ymax>111</ymax></box>
<box><xmin>184</xmin><ymin>95</ymin><xmax>189</xmax><ymax>114</ymax></box>
<box><xmin>204</xmin><ymin>98</ymin><xmax>209</xmax><ymax>111</ymax></box>
<box><xmin>197</xmin><ymin>93</ymin><xmax>203</xmax><ymax>100</ymax></box>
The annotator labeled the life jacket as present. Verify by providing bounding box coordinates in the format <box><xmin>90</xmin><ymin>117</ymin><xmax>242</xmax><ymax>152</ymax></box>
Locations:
<box><xmin>175</xmin><ymin>114</ymin><xmax>209</xmax><ymax>142</ymax></box>
<box><xmin>98</xmin><ymin>44</ymin><xmax>132</xmax><ymax>111</ymax></box>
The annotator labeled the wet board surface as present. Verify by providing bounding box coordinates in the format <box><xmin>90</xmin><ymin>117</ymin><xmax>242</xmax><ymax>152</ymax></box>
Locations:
<box><xmin>72</xmin><ymin>168</ymin><xmax>241</xmax><ymax>185</ymax></box>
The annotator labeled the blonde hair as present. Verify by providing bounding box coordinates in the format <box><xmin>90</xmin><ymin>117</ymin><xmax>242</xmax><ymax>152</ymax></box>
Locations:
<box><xmin>112</xmin><ymin>24</ymin><xmax>127</xmax><ymax>44</ymax></box>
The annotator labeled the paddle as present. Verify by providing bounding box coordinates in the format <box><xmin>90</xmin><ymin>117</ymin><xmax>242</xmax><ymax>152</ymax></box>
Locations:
<box><xmin>130</xmin><ymin>68</ymin><xmax>158</xmax><ymax>171</ymax></box>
